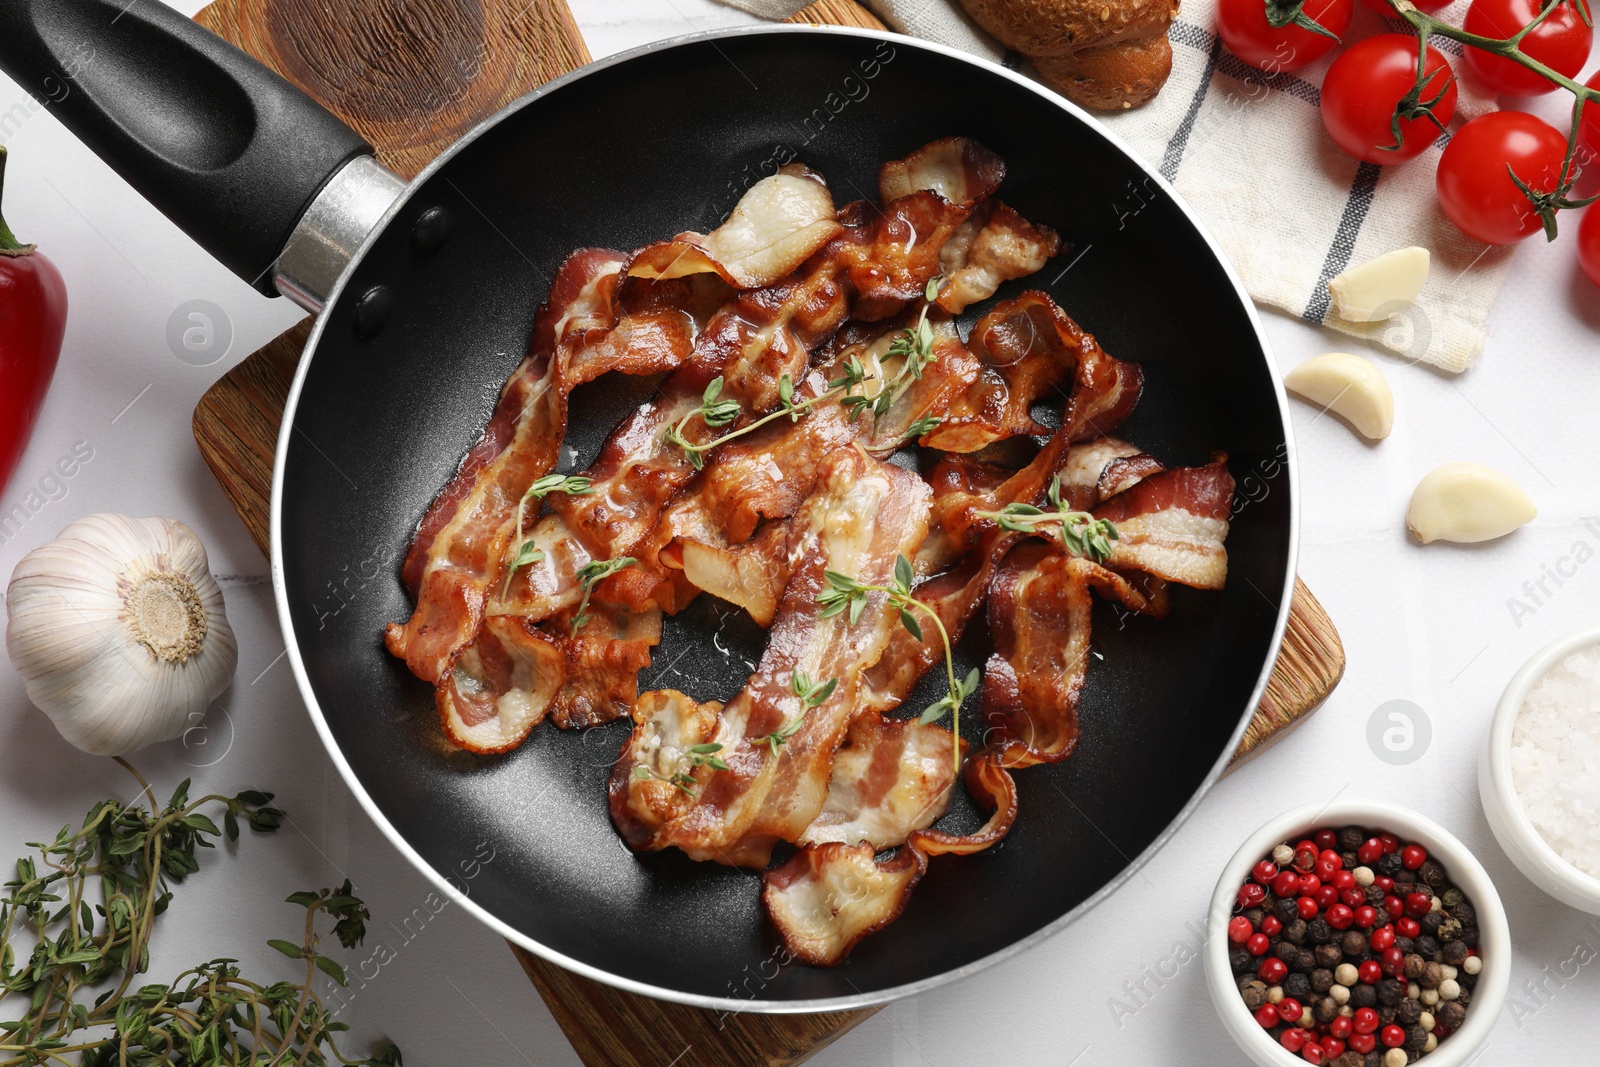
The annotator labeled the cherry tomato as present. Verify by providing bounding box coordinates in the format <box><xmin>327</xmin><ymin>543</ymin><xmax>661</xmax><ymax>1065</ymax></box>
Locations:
<box><xmin>1579</xmin><ymin>205</ymin><xmax>1600</xmax><ymax>288</ymax></box>
<box><xmin>1217</xmin><ymin>0</ymin><xmax>1354</xmax><ymax>73</ymax></box>
<box><xmin>1578</xmin><ymin>71</ymin><xmax>1600</xmax><ymax>169</ymax></box>
<box><xmin>1462</xmin><ymin>0</ymin><xmax>1593</xmax><ymax>96</ymax></box>
<box><xmin>1321</xmin><ymin>35</ymin><xmax>1458</xmax><ymax>164</ymax></box>
<box><xmin>1359</xmin><ymin>0</ymin><xmax>1451</xmax><ymax>13</ymax></box>
<box><xmin>1436</xmin><ymin>111</ymin><xmax>1573</xmax><ymax>244</ymax></box>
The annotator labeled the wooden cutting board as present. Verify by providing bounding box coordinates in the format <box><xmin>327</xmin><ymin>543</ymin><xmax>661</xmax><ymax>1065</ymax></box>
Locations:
<box><xmin>189</xmin><ymin>1</ymin><xmax>1344</xmax><ymax>1063</ymax></box>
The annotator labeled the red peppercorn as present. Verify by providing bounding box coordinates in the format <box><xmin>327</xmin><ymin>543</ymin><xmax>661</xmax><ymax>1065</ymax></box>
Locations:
<box><xmin>1314</xmin><ymin>828</ymin><xmax>1338</xmax><ymax>850</ymax></box>
<box><xmin>1295</xmin><ymin>844</ymin><xmax>1318</xmax><ymax>871</ymax></box>
<box><xmin>1357</xmin><ymin>838</ymin><xmax>1383</xmax><ymax>864</ymax></box>
<box><xmin>1401</xmin><ymin>844</ymin><xmax>1426</xmax><ymax>870</ymax></box>
<box><xmin>1315</xmin><ymin>885</ymin><xmax>1340</xmax><ymax>910</ymax></box>
<box><xmin>1262</xmin><ymin>914</ymin><xmax>1283</xmax><ymax>936</ymax></box>
<box><xmin>1259</xmin><ymin>958</ymin><xmax>1289</xmax><ymax>984</ymax></box>
<box><xmin>1353</xmin><ymin>1007</ymin><xmax>1380</xmax><ymax>1034</ymax></box>
<box><xmin>1405</xmin><ymin>891</ymin><xmax>1433</xmax><ymax>918</ymax></box>
<box><xmin>1382</xmin><ymin>947</ymin><xmax>1405</xmax><ymax>977</ymax></box>
<box><xmin>1332</xmin><ymin>869</ymin><xmax>1356</xmax><ymax>891</ymax></box>
<box><xmin>1375</xmin><ymin>875</ymin><xmax>1394</xmax><ymax>892</ymax></box>
<box><xmin>1273</xmin><ymin>870</ymin><xmax>1301</xmax><ymax>897</ymax></box>
<box><xmin>1354</xmin><ymin>905</ymin><xmax>1377</xmax><ymax>928</ymax></box>
<box><xmin>1325</xmin><ymin>903</ymin><xmax>1354</xmax><ymax>930</ymax></box>
<box><xmin>1358</xmin><ymin>960</ymin><xmax>1383</xmax><ymax>984</ymax></box>
<box><xmin>1328</xmin><ymin>1017</ymin><xmax>1352</xmax><ymax>1040</ymax></box>
<box><xmin>1379</xmin><ymin>833</ymin><xmax>1400</xmax><ymax>855</ymax></box>
<box><xmin>1320</xmin><ymin>848</ymin><xmax>1343</xmax><ymax>870</ymax></box>
<box><xmin>1229</xmin><ymin>915</ymin><xmax>1253</xmax><ymax>942</ymax></box>
<box><xmin>1297</xmin><ymin>896</ymin><xmax>1320</xmax><ymax>920</ymax></box>
<box><xmin>1397</xmin><ymin>917</ymin><xmax>1420</xmax><ymax>938</ymax></box>
<box><xmin>1248</xmin><ymin>932</ymin><xmax>1271</xmax><ymax>956</ymax></box>
<box><xmin>1281</xmin><ymin>1027</ymin><xmax>1308</xmax><ymax>1052</ymax></box>
<box><xmin>1323</xmin><ymin>1037</ymin><xmax>1346</xmax><ymax>1058</ymax></box>
<box><xmin>1256</xmin><ymin>1003</ymin><xmax>1281</xmax><ymax>1029</ymax></box>
<box><xmin>1254</xmin><ymin>859</ymin><xmax>1278</xmax><ymax>884</ymax></box>
<box><xmin>1278</xmin><ymin>997</ymin><xmax>1303</xmax><ymax>1022</ymax></box>
<box><xmin>1384</xmin><ymin>895</ymin><xmax>1405</xmax><ymax>918</ymax></box>
<box><xmin>1349</xmin><ymin>1032</ymin><xmax>1376</xmax><ymax>1054</ymax></box>
<box><xmin>1302</xmin><ymin>1042</ymin><xmax>1325</xmax><ymax>1065</ymax></box>
<box><xmin>1370</xmin><ymin>925</ymin><xmax>1395</xmax><ymax>951</ymax></box>
<box><xmin>1298</xmin><ymin>874</ymin><xmax>1322</xmax><ymax>896</ymax></box>
<box><xmin>1381</xmin><ymin>1024</ymin><xmax>1406</xmax><ymax>1048</ymax></box>
<box><xmin>1341</xmin><ymin>887</ymin><xmax>1366</xmax><ymax>908</ymax></box>
<box><xmin>1238</xmin><ymin>883</ymin><xmax>1266</xmax><ymax>909</ymax></box>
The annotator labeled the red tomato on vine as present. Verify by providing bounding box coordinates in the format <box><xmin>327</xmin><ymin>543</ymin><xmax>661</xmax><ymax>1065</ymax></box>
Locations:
<box><xmin>1461</xmin><ymin>0</ymin><xmax>1593</xmax><ymax>97</ymax></box>
<box><xmin>1359</xmin><ymin>0</ymin><xmax>1452</xmax><ymax>14</ymax></box>
<box><xmin>1579</xmin><ymin>206</ymin><xmax>1600</xmax><ymax>288</ymax></box>
<box><xmin>1321</xmin><ymin>36</ymin><xmax>1458</xmax><ymax>164</ymax></box>
<box><xmin>1436</xmin><ymin>111</ymin><xmax>1577</xmax><ymax>244</ymax></box>
<box><xmin>1216</xmin><ymin>0</ymin><xmax>1355</xmax><ymax>73</ymax></box>
<box><xmin>1579</xmin><ymin>72</ymin><xmax>1600</xmax><ymax>168</ymax></box>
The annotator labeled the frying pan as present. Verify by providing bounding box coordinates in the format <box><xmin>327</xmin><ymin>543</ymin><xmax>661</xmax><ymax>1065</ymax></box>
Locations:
<box><xmin>0</xmin><ymin>0</ymin><xmax>1298</xmax><ymax>1011</ymax></box>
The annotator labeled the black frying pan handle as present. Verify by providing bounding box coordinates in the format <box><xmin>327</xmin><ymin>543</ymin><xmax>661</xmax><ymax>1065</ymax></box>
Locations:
<box><xmin>0</xmin><ymin>0</ymin><xmax>374</xmax><ymax>295</ymax></box>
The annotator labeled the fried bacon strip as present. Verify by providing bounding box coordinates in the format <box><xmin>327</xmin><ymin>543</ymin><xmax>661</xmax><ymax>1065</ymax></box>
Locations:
<box><xmin>1093</xmin><ymin>457</ymin><xmax>1235</xmax><ymax>590</ymax></box>
<box><xmin>610</xmin><ymin>448</ymin><xmax>933</xmax><ymax>867</ymax></box>
<box><xmin>800</xmin><ymin>714</ymin><xmax>966</xmax><ymax>850</ymax></box>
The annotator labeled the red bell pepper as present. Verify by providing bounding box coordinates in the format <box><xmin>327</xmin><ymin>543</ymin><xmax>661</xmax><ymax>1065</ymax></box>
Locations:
<box><xmin>0</xmin><ymin>144</ymin><xmax>68</xmax><ymax>498</ymax></box>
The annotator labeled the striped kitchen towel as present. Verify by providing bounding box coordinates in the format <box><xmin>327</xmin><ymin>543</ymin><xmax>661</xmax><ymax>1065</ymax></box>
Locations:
<box><xmin>722</xmin><ymin>0</ymin><xmax>1513</xmax><ymax>372</ymax></box>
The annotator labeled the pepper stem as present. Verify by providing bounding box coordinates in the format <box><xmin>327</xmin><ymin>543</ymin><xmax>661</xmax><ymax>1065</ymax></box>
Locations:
<box><xmin>0</xmin><ymin>146</ymin><xmax>29</xmax><ymax>253</ymax></box>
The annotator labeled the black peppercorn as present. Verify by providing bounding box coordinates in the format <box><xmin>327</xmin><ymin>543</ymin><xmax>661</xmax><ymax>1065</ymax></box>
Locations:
<box><xmin>1312</xmin><ymin>968</ymin><xmax>1335</xmax><ymax>993</ymax></box>
<box><xmin>1275</xmin><ymin>897</ymin><xmax>1300</xmax><ymax>924</ymax></box>
<box><xmin>1365</xmin><ymin>884</ymin><xmax>1387</xmax><ymax>906</ymax></box>
<box><xmin>1340</xmin><ymin>827</ymin><xmax>1365</xmax><ymax>850</ymax></box>
<box><xmin>1296</xmin><ymin>948</ymin><xmax>1318</xmax><ymax>974</ymax></box>
<box><xmin>1377</xmin><ymin>978</ymin><xmax>1404</xmax><ymax>1006</ymax></box>
<box><xmin>1316</xmin><ymin>943</ymin><xmax>1344</xmax><ymax>969</ymax></box>
<box><xmin>1456</xmin><ymin>986</ymin><xmax>1472</xmax><ymax>1008</ymax></box>
<box><xmin>1284</xmin><ymin>972</ymin><xmax>1312</xmax><ymax>1000</ymax></box>
<box><xmin>1436</xmin><ymin>917</ymin><xmax>1462</xmax><ymax>941</ymax></box>
<box><xmin>1415</xmin><ymin>935</ymin><xmax>1441</xmax><ymax>960</ymax></box>
<box><xmin>1342</xmin><ymin>850</ymin><xmax>1361</xmax><ymax>871</ymax></box>
<box><xmin>1308</xmin><ymin>918</ymin><xmax>1333</xmax><ymax>944</ymax></box>
<box><xmin>1440</xmin><ymin>938</ymin><xmax>1468</xmax><ymax>965</ymax></box>
<box><xmin>1373</xmin><ymin>908</ymin><xmax>1394</xmax><ymax>928</ymax></box>
<box><xmin>1394</xmin><ymin>936</ymin><xmax>1414</xmax><ymax>955</ymax></box>
<box><xmin>1394</xmin><ymin>880</ymin><xmax>1416</xmax><ymax>898</ymax></box>
<box><xmin>1420</xmin><ymin>911</ymin><xmax>1443</xmax><ymax>935</ymax></box>
<box><xmin>1284</xmin><ymin>918</ymin><xmax>1308</xmax><ymax>945</ymax></box>
<box><xmin>1439</xmin><ymin>1001</ymin><xmax>1466</xmax><ymax>1030</ymax></box>
<box><xmin>1377</xmin><ymin>853</ymin><xmax>1403</xmax><ymax>877</ymax></box>
<box><xmin>1351</xmin><ymin>983</ymin><xmax>1378</xmax><ymax>1009</ymax></box>
<box><xmin>1419</xmin><ymin>961</ymin><xmax>1444</xmax><ymax>989</ymax></box>
<box><xmin>1405</xmin><ymin>1025</ymin><xmax>1428</xmax><ymax>1051</ymax></box>
<box><xmin>1452</xmin><ymin>901</ymin><xmax>1476</xmax><ymax>925</ymax></box>
<box><xmin>1337</xmin><ymin>1053</ymin><xmax>1364</xmax><ymax>1067</ymax></box>
<box><xmin>1364</xmin><ymin>1053</ymin><xmax>1384</xmax><ymax>1067</ymax></box>
<box><xmin>1342</xmin><ymin>931</ymin><xmax>1368</xmax><ymax>957</ymax></box>
<box><xmin>1403</xmin><ymin>954</ymin><xmax>1427</xmax><ymax>981</ymax></box>
<box><xmin>1242</xmin><ymin>979</ymin><xmax>1269</xmax><ymax>1009</ymax></box>
<box><xmin>1461</xmin><ymin>924</ymin><xmax>1479</xmax><ymax>948</ymax></box>
<box><xmin>1244</xmin><ymin>906</ymin><xmax>1266</xmax><ymax>926</ymax></box>
<box><xmin>1377</xmin><ymin>1004</ymin><xmax>1398</xmax><ymax>1025</ymax></box>
<box><xmin>1441</xmin><ymin>887</ymin><xmax>1465</xmax><ymax>908</ymax></box>
<box><xmin>1230</xmin><ymin>946</ymin><xmax>1253</xmax><ymax>974</ymax></box>
<box><xmin>1419</xmin><ymin>860</ymin><xmax>1447</xmax><ymax>888</ymax></box>
<box><xmin>1396</xmin><ymin>999</ymin><xmax>1422</xmax><ymax>1025</ymax></box>
<box><xmin>1275</xmin><ymin>941</ymin><xmax>1300</xmax><ymax>964</ymax></box>
<box><xmin>1315</xmin><ymin>996</ymin><xmax>1340</xmax><ymax>1023</ymax></box>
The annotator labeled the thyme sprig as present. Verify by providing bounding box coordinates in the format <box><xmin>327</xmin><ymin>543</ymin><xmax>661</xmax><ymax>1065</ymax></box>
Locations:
<box><xmin>501</xmin><ymin>474</ymin><xmax>593</xmax><ymax>597</ymax></box>
<box><xmin>664</xmin><ymin>361</ymin><xmax>873</xmax><ymax>471</ymax></box>
<box><xmin>818</xmin><ymin>554</ymin><xmax>978</xmax><ymax>779</ymax></box>
<box><xmin>0</xmin><ymin>771</ymin><xmax>400</xmax><ymax>1067</ymax></box>
<box><xmin>1379</xmin><ymin>0</ymin><xmax>1600</xmax><ymax>237</ymax></box>
<box><xmin>860</xmin><ymin>276</ymin><xmax>944</xmax><ymax>431</ymax></box>
<box><xmin>571</xmin><ymin>557</ymin><xmax>637</xmax><ymax>636</ymax></box>
<box><xmin>976</xmin><ymin>474</ymin><xmax>1122</xmax><ymax>564</ymax></box>
<box><xmin>632</xmin><ymin>743</ymin><xmax>729</xmax><ymax>796</ymax></box>
<box><xmin>756</xmin><ymin>671</ymin><xmax>837</xmax><ymax>758</ymax></box>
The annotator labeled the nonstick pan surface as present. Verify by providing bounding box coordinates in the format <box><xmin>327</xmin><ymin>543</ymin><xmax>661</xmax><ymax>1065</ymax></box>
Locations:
<box><xmin>272</xmin><ymin>27</ymin><xmax>1297</xmax><ymax>1010</ymax></box>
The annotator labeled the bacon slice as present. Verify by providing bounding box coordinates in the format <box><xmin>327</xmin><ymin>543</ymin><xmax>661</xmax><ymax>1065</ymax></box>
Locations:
<box><xmin>800</xmin><ymin>715</ymin><xmax>964</xmax><ymax>849</ymax></box>
<box><xmin>626</xmin><ymin>166</ymin><xmax>842</xmax><ymax>290</ymax></box>
<box><xmin>1094</xmin><ymin>457</ymin><xmax>1235</xmax><ymax>590</ymax></box>
<box><xmin>982</xmin><ymin>543</ymin><xmax>1168</xmax><ymax>768</ymax></box>
<box><xmin>761</xmin><ymin>842</ymin><xmax>925</xmax><ymax>967</ymax></box>
<box><xmin>437</xmin><ymin>617</ymin><xmax>564</xmax><ymax>754</ymax></box>
<box><xmin>936</xmin><ymin>202</ymin><xmax>1062</xmax><ymax>314</ymax></box>
<box><xmin>611</xmin><ymin>449</ymin><xmax>933</xmax><ymax>867</ymax></box>
<box><xmin>878</xmin><ymin>136</ymin><xmax>1006</xmax><ymax>206</ymax></box>
<box><xmin>543</xmin><ymin>605</ymin><xmax>662</xmax><ymax>730</ymax></box>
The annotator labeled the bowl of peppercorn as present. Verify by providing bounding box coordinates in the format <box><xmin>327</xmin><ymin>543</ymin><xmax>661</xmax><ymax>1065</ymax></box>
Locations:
<box><xmin>1205</xmin><ymin>801</ymin><xmax>1509</xmax><ymax>1067</ymax></box>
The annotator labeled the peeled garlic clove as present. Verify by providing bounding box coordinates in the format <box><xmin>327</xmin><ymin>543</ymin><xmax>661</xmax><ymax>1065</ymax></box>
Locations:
<box><xmin>1328</xmin><ymin>246</ymin><xmax>1430</xmax><ymax>323</ymax></box>
<box><xmin>1407</xmin><ymin>463</ymin><xmax>1536</xmax><ymax>544</ymax></box>
<box><xmin>5</xmin><ymin>514</ymin><xmax>238</xmax><ymax>756</ymax></box>
<box><xmin>1283</xmin><ymin>352</ymin><xmax>1395</xmax><ymax>440</ymax></box>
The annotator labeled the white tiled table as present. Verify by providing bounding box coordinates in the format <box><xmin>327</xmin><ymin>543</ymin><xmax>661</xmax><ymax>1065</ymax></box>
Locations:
<box><xmin>1</xmin><ymin>2</ymin><xmax>1596</xmax><ymax>1063</ymax></box>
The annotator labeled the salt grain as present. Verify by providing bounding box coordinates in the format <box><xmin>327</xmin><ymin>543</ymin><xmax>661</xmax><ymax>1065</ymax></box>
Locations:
<box><xmin>1511</xmin><ymin>646</ymin><xmax>1600</xmax><ymax>877</ymax></box>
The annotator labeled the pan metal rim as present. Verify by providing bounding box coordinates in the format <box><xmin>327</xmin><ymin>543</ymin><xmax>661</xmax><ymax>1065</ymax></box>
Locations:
<box><xmin>269</xmin><ymin>24</ymin><xmax>1302</xmax><ymax>1014</ymax></box>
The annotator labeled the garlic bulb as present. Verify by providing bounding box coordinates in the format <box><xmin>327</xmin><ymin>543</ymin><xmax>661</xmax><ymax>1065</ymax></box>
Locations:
<box><xmin>6</xmin><ymin>514</ymin><xmax>238</xmax><ymax>756</ymax></box>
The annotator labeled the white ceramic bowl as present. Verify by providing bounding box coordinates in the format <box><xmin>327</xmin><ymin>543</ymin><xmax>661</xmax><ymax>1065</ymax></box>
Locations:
<box><xmin>1205</xmin><ymin>800</ymin><xmax>1510</xmax><ymax>1067</ymax></box>
<box><xmin>1479</xmin><ymin>626</ymin><xmax>1600</xmax><ymax>915</ymax></box>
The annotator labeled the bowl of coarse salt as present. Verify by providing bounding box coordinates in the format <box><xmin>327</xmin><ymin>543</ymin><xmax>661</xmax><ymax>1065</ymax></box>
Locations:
<box><xmin>1479</xmin><ymin>626</ymin><xmax>1600</xmax><ymax>914</ymax></box>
